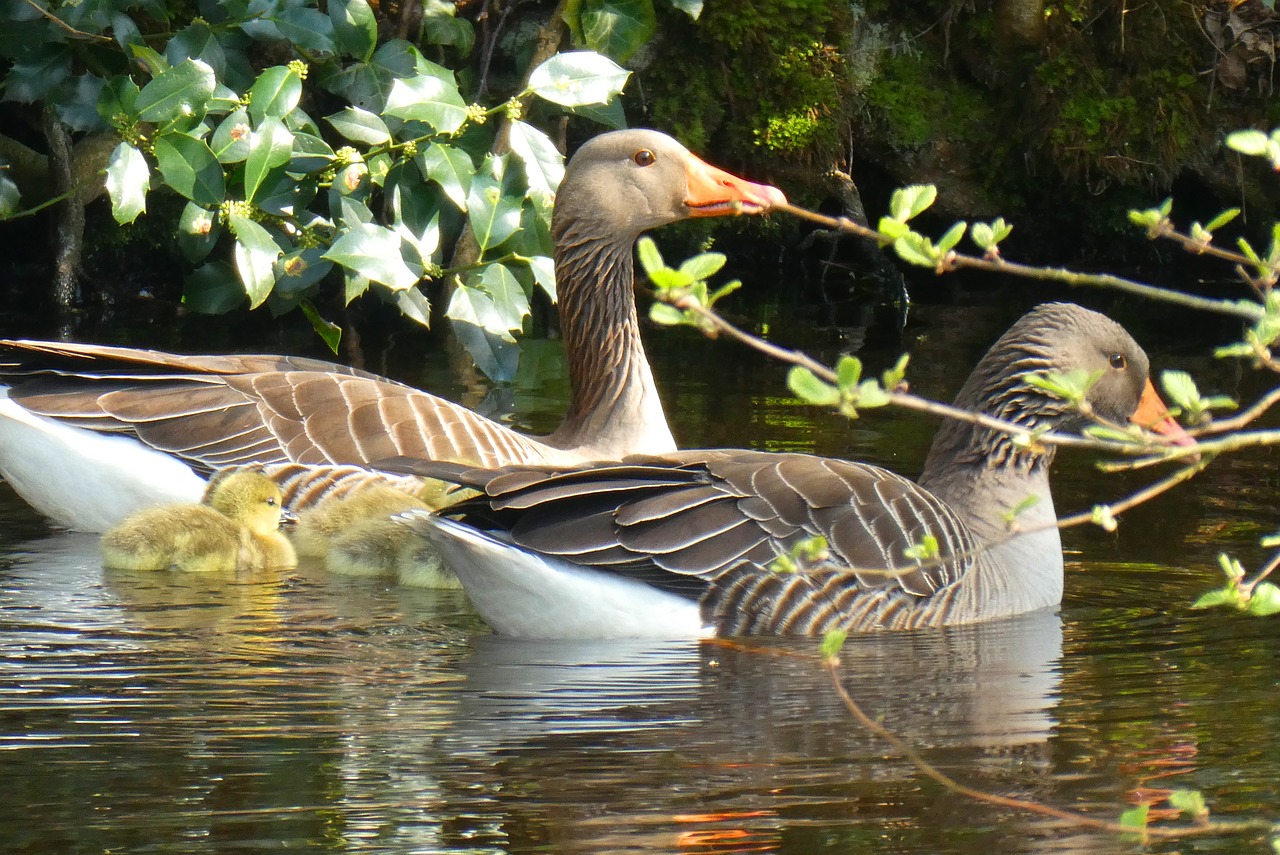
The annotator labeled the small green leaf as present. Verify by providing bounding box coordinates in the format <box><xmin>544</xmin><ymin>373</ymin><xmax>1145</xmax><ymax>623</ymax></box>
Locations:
<box><xmin>153</xmin><ymin>133</ymin><xmax>226</xmax><ymax>205</ymax></box>
<box><xmin>1003</xmin><ymin>494</ymin><xmax>1041</xmax><ymax>523</ymax></box>
<box><xmin>936</xmin><ymin>221</ymin><xmax>967</xmax><ymax>254</ymax></box>
<box><xmin>787</xmin><ymin>366</ymin><xmax>841</xmax><ymax>407</ymax></box>
<box><xmin>892</xmin><ymin>232</ymin><xmax>936</xmax><ymax>268</ymax></box>
<box><xmin>330</xmin><ymin>0</ymin><xmax>378</xmax><ymax>61</ymax></box>
<box><xmin>1247</xmin><ymin>582</ymin><xmax>1280</xmax><ymax>616</ymax></box>
<box><xmin>970</xmin><ymin>221</ymin><xmax>994</xmax><ymax>250</ymax></box>
<box><xmin>395</xmin><ymin>287</ymin><xmax>433</xmax><ymax>328</ymax></box>
<box><xmin>881</xmin><ymin>353</ymin><xmax>910</xmax><ymax>390</ymax></box>
<box><xmin>1204</xmin><ymin>207</ymin><xmax>1241</xmax><ymax>233</ymax></box>
<box><xmin>637</xmin><ymin>236</ymin><xmax>664</xmax><ymax>276</ymax></box>
<box><xmin>183</xmin><ymin>262</ymin><xmax>244</xmax><ymax>314</ymax></box>
<box><xmin>477</xmin><ymin>263</ymin><xmax>531</xmax><ymax>332</ymax></box>
<box><xmin>1160</xmin><ymin>370</ymin><xmax>1199</xmax><ymax>410</ymax></box>
<box><xmin>104</xmin><ymin>142</ymin><xmax>149</xmax><ymax>224</ymax></box>
<box><xmin>229</xmin><ymin>213</ymin><xmax>281</xmax><ymax>308</ymax></box>
<box><xmin>1118</xmin><ymin>805</ymin><xmax>1149</xmax><ymax>830</ymax></box>
<box><xmin>578</xmin><ymin>0</ymin><xmax>657</xmax><ymax>62</ymax></box>
<box><xmin>323</xmin><ymin>223</ymin><xmax>420</xmax><ymax>292</ymax></box>
<box><xmin>136</xmin><ymin>58</ymin><xmax>216</xmax><ymax>123</ymax></box>
<box><xmin>177</xmin><ymin>201</ymin><xmax>220</xmax><ymax>262</ymax></box>
<box><xmin>835</xmin><ymin>355</ymin><xmax>862</xmax><ymax>389</ymax></box>
<box><xmin>418</xmin><ymin>143</ymin><xmax>473</xmax><ymax>211</ymax></box>
<box><xmin>274</xmin><ymin>247</ymin><xmax>333</xmax><ymax>292</ymax></box>
<box><xmin>326</xmin><ymin>106</ymin><xmax>391</xmax><ymax>145</ymax></box>
<box><xmin>527</xmin><ymin>255</ymin><xmax>556</xmax><ymax>301</ymax></box>
<box><xmin>678</xmin><ymin>252</ymin><xmax>726</xmax><ymax>282</ymax></box>
<box><xmin>526</xmin><ymin>51</ymin><xmax>631</xmax><ymax>107</ymax></box>
<box><xmin>820</xmin><ymin>630</ymin><xmax>847</xmax><ymax>661</ymax></box>
<box><xmin>244</xmin><ymin>117</ymin><xmax>294</xmax><ymax>203</ymax></box>
<box><xmin>0</xmin><ymin>173</ymin><xmax>19</xmax><ymax>218</ymax></box>
<box><xmin>1192</xmin><ymin>587</ymin><xmax>1238</xmax><ymax>609</ymax></box>
<box><xmin>876</xmin><ymin>217</ymin><xmax>909</xmax><ymax>242</ymax></box>
<box><xmin>274</xmin><ymin>6</ymin><xmax>337</xmax><ymax>54</ymax></box>
<box><xmin>446</xmin><ymin>280</ymin><xmax>506</xmax><ymax>333</ymax></box>
<box><xmin>211</xmin><ymin>108</ymin><xmax>252</xmax><ymax>163</ymax></box>
<box><xmin>467</xmin><ymin>156</ymin><xmax>522</xmax><ymax>250</ymax></box>
<box><xmin>1226</xmin><ymin>129</ymin><xmax>1271</xmax><ymax>157</ymax></box>
<box><xmin>1167</xmin><ymin>789</ymin><xmax>1208</xmax><ymax>818</ymax></box>
<box><xmin>248</xmin><ymin>66</ymin><xmax>303</xmax><ymax>125</ymax></box>
<box><xmin>888</xmin><ymin>184</ymin><xmax>937</xmax><ymax>222</ymax></box>
<box><xmin>1026</xmin><ymin>369</ymin><xmax>1097</xmax><ymax>404</ymax></box>
<box><xmin>903</xmin><ymin>534</ymin><xmax>940</xmax><ymax>563</ymax></box>
<box><xmin>384</xmin><ymin>67</ymin><xmax>468</xmax><ymax>134</ymax></box>
<box><xmin>507</xmin><ymin>120</ymin><xmax>565</xmax><ymax>198</ymax></box>
<box><xmin>649</xmin><ymin>303</ymin><xmax>687</xmax><ymax>326</ymax></box>
<box><xmin>856</xmin><ymin>380</ymin><xmax>891</xmax><ymax>408</ymax></box>
<box><xmin>300</xmin><ymin>299</ymin><xmax>342</xmax><ymax>353</ymax></box>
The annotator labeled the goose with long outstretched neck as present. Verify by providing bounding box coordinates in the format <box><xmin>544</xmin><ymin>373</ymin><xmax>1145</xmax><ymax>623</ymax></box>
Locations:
<box><xmin>0</xmin><ymin>130</ymin><xmax>785</xmax><ymax>532</ymax></box>
<box><xmin>390</xmin><ymin>303</ymin><xmax>1195</xmax><ymax>638</ymax></box>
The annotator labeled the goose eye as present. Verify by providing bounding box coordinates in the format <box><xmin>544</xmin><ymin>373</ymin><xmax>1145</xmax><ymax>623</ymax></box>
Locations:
<box><xmin>1109</xmin><ymin>353</ymin><xmax>1127</xmax><ymax>369</ymax></box>
<box><xmin>266</xmin><ymin>497</ymin><xmax>277</xmax><ymax>507</ymax></box>
<box><xmin>633</xmin><ymin>149</ymin><xmax>656</xmax><ymax>167</ymax></box>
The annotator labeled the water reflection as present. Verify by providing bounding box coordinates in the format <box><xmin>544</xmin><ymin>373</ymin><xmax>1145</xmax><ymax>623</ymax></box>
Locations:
<box><xmin>2</xmin><ymin>302</ymin><xmax>1278</xmax><ymax>853</ymax></box>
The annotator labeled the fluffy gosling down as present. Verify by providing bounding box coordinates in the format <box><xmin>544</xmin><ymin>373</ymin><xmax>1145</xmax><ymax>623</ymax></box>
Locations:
<box><xmin>294</xmin><ymin>486</ymin><xmax>460</xmax><ymax>589</ymax></box>
<box><xmin>101</xmin><ymin>469</ymin><xmax>297</xmax><ymax>573</ymax></box>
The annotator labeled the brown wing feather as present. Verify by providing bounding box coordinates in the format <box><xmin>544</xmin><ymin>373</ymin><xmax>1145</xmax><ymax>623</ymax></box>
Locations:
<box><xmin>0</xmin><ymin>340</ymin><xmax>562</xmax><ymax>475</ymax></box>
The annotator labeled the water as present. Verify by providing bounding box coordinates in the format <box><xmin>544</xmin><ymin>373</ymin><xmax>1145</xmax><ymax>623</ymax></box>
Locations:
<box><xmin>2</xmin><ymin>302</ymin><xmax>1278</xmax><ymax>853</ymax></box>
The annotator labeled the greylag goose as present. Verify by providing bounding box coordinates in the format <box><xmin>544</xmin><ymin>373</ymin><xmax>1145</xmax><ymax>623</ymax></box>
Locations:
<box><xmin>390</xmin><ymin>303</ymin><xmax>1194</xmax><ymax>638</ymax></box>
<box><xmin>0</xmin><ymin>130</ymin><xmax>785</xmax><ymax>531</ymax></box>
<box><xmin>101</xmin><ymin>468</ymin><xmax>296</xmax><ymax>573</ymax></box>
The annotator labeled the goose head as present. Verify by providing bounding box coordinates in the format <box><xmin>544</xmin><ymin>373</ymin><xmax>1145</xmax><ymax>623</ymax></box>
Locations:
<box><xmin>203</xmin><ymin>469</ymin><xmax>290</xmax><ymax>536</ymax></box>
<box><xmin>923</xmin><ymin>303</ymin><xmax>1191</xmax><ymax>476</ymax></box>
<box><xmin>552</xmin><ymin>130</ymin><xmax>787</xmax><ymax>242</ymax></box>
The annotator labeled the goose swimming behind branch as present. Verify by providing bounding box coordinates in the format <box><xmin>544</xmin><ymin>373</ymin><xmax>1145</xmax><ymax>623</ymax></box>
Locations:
<box><xmin>0</xmin><ymin>130</ymin><xmax>786</xmax><ymax>532</ymax></box>
<box><xmin>388</xmin><ymin>303</ymin><xmax>1195</xmax><ymax>639</ymax></box>
<box><xmin>101</xmin><ymin>468</ymin><xmax>297</xmax><ymax>574</ymax></box>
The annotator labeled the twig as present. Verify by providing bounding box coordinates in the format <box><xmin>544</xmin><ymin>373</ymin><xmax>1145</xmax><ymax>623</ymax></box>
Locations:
<box><xmin>776</xmin><ymin>202</ymin><xmax>1265</xmax><ymax>322</ymax></box>
<box><xmin>823</xmin><ymin>656</ymin><xmax>1270</xmax><ymax>840</ymax></box>
<box><xmin>669</xmin><ymin>295</ymin><xmax>1184</xmax><ymax>458</ymax></box>
<box><xmin>18</xmin><ymin>0</ymin><xmax>113</xmax><ymax>42</ymax></box>
<box><xmin>1192</xmin><ymin>386</ymin><xmax>1280</xmax><ymax>435</ymax></box>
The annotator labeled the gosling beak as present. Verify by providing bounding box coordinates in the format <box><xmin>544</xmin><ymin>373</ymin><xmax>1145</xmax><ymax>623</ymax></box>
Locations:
<box><xmin>1130</xmin><ymin>380</ymin><xmax>1195</xmax><ymax>448</ymax></box>
<box><xmin>683</xmin><ymin>154</ymin><xmax>787</xmax><ymax>216</ymax></box>
<box><xmin>279</xmin><ymin>507</ymin><xmax>299</xmax><ymax>529</ymax></box>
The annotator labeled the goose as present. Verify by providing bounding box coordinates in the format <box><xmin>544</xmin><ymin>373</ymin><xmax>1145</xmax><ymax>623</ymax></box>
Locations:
<box><xmin>101</xmin><ymin>468</ymin><xmax>297</xmax><ymax>573</ymax></box>
<box><xmin>293</xmin><ymin>484</ymin><xmax>460</xmax><ymax>588</ymax></box>
<box><xmin>0</xmin><ymin>129</ymin><xmax>786</xmax><ymax>532</ymax></box>
<box><xmin>388</xmin><ymin>303</ymin><xmax>1195</xmax><ymax>638</ymax></box>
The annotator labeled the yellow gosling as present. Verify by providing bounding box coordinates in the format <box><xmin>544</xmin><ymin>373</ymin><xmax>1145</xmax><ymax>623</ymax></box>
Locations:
<box><xmin>295</xmin><ymin>485</ymin><xmax>460</xmax><ymax>588</ymax></box>
<box><xmin>293</xmin><ymin>485</ymin><xmax>429</xmax><ymax>561</ymax></box>
<box><xmin>101</xmin><ymin>469</ymin><xmax>296</xmax><ymax>573</ymax></box>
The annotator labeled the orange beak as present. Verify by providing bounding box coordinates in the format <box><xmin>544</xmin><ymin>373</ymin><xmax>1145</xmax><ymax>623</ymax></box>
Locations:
<box><xmin>683</xmin><ymin>154</ymin><xmax>787</xmax><ymax>217</ymax></box>
<box><xmin>1130</xmin><ymin>380</ymin><xmax>1195</xmax><ymax>447</ymax></box>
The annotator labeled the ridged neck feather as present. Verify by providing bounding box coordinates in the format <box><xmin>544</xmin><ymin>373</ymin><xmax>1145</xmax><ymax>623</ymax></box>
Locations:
<box><xmin>547</xmin><ymin>219</ymin><xmax>674</xmax><ymax>456</ymax></box>
<box><xmin>917</xmin><ymin>332</ymin><xmax>1075</xmax><ymax>534</ymax></box>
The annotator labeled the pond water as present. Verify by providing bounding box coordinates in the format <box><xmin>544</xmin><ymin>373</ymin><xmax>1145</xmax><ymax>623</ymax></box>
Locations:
<box><xmin>2</xmin><ymin>301</ymin><xmax>1278</xmax><ymax>854</ymax></box>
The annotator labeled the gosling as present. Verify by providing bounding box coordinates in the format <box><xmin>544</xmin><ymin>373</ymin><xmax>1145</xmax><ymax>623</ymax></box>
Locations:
<box><xmin>294</xmin><ymin>485</ymin><xmax>460</xmax><ymax>589</ymax></box>
<box><xmin>101</xmin><ymin>469</ymin><xmax>297</xmax><ymax>573</ymax></box>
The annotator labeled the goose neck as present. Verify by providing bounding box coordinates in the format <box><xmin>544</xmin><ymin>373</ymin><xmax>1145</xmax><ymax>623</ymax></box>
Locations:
<box><xmin>549</xmin><ymin>227</ymin><xmax>675</xmax><ymax>457</ymax></box>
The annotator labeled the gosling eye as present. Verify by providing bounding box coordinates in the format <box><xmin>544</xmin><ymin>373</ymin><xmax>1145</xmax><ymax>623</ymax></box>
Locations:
<box><xmin>266</xmin><ymin>497</ymin><xmax>277</xmax><ymax>507</ymax></box>
<box><xmin>633</xmin><ymin>149</ymin><xmax>656</xmax><ymax>167</ymax></box>
<box><xmin>1108</xmin><ymin>353</ymin><xmax>1127</xmax><ymax>370</ymax></box>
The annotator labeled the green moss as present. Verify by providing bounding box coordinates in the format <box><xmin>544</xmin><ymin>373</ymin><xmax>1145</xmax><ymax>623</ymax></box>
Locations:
<box><xmin>860</xmin><ymin>52</ymin><xmax>996</xmax><ymax>155</ymax></box>
<box><xmin>640</xmin><ymin>0</ymin><xmax>853</xmax><ymax>164</ymax></box>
